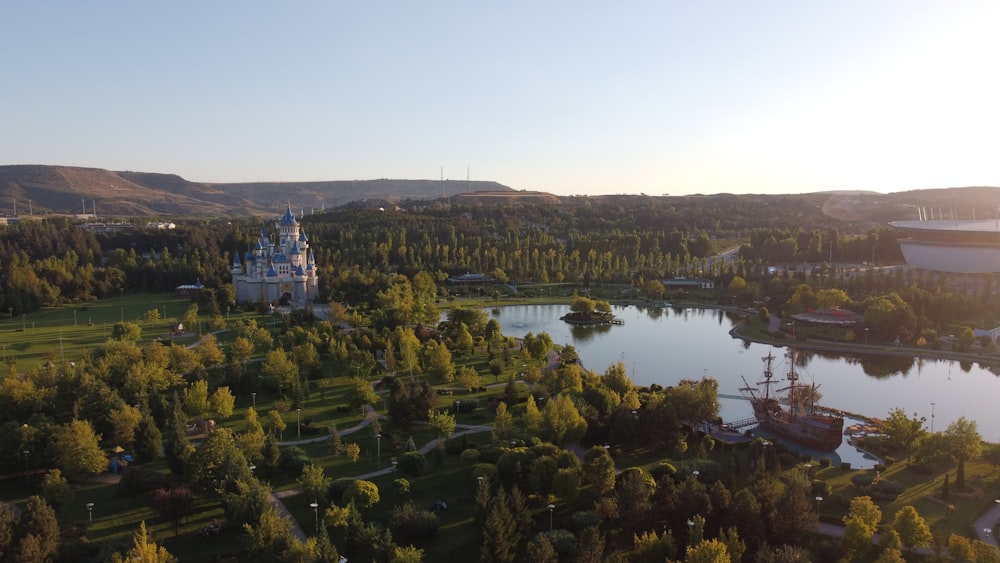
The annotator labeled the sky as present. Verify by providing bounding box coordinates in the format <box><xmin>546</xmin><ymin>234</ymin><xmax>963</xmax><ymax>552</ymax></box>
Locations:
<box><xmin>2</xmin><ymin>2</ymin><xmax>999</xmax><ymax>196</ymax></box>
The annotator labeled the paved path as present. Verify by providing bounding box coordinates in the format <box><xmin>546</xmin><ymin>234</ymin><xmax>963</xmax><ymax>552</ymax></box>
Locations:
<box><xmin>270</xmin><ymin>417</ymin><xmax>495</xmax><ymax>539</ymax></box>
<box><xmin>974</xmin><ymin>500</ymin><xmax>1000</xmax><ymax>546</ymax></box>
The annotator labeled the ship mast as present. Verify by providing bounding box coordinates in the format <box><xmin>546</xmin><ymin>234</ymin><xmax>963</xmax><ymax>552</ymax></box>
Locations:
<box><xmin>786</xmin><ymin>348</ymin><xmax>799</xmax><ymax>417</ymax></box>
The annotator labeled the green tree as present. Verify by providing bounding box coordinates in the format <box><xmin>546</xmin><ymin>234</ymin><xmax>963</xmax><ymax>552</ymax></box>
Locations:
<box><xmin>328</xmin><ymin>422</ymin><xmax>344</xmax><ymax>456</ymax></box>
<box><xmin>112</xmin><ymin>321</ymin><xmax>142</xmax><ymax>342</ymax></box>
<box><xmin>210</xmin><ymin>386</ymin><xmax>236</xmax><ymax>419</ymax></box>
<box><xmin>298</xmin><ymin>463</ymin><xmax>332</xmax><ymax>504</ymax></box>
<box><xmin>944</xmin><ymin>416</ymin><xmax>983</xmax><ymax>464</ymax></box>
<box><xmin>268</xmin><ymin>409</ymin><xmax>286</xmax><ymax>441</ymax></box>
<box><xmin>892</xmin><ymin>505</ymin><xmax>932</xmax><ymax>553</ymax></box>
<box><xmin>51</xmin><ymin>419</ymin><xmax>106</xmax><ymax>476</ymax></box>
<box><xmin>491</xmin><ymin>402</ymin><xmax>515</xmax><ymax>442</ymax></box>
<box><xmin>343</xmin><ymin>480</ymin><xmax>380</xmax><ymax>513</ymax></box>
<box><xmin>685</xmin><ymin>538</ymin><xmax>730</xmax><ymax>563</ymax></box>
<box><xmin>40</xmin><ymin>469</ymin><xmax>72</xmax><ymax>510</ymax></box>
<box><xmin>242</xmin><ymin>505</ymin><xmax>311</xmax><ymax>562</ymax></box>
<box><xmin>522</xmin><ymin>395</ymin><xmax>542</xmax><ymax>436</ymax></box>
<box><xmin>541</xmin><ymin>394</ymin><xmax>588</xmax><ymax>444</ymax></box>
<box><xmin>842</xmin><ymin>496</ymin><xmax>882</xmax><ymax>560</ymax></box>
<box><xmin>261</xmin><ymin>349</ymin><xmax>299</xmax><ymax>398</ymax></box>
<box><xmin>183</xmin><ymin>380</ymin><xmax>210</xmax><ymax>418</ymax></box>
<box><xmin>196</xmin><ymin>334</ymin><xmax>226</xmax><ymax>366</ymax></box>
<box><xmin>392</xmin><ymin>545</ymin><xmax>425</xmax><ymax>563</ymax></box>
<box><xmin>190</xmin><ymin>428</ymin><xmax>251</xmax><ymax>495</ymax></box>
<box><xmin>881</xmin><ymin>407</ymin><xmax>926</xmax><ymax>462</ymax></box>
<box><xmin>395</xmin><ymin>326</ymin><xmax>421</xmax><ymax>375</ymax></box>
<box><xmin>582</xmin><ymin>445</ymin><xmax>616</xmax><ymax>495</ymax></box>
<box><xmin>346</xmin><ymin>377</ymin><xmax>377</xmax><ymax>414</ymax></box>
<box><xmin>110</xmin><ymin>521</ymin><xmax>177</xmax><ymax>563</ymax></box>
<box><xmin>108</xmin><ymin>403</ymin><xmax>143</xmax><ymax>448</ymax></box>
<box><xmin>13</xmin><ymin>496</ymin><xmax>60</xmax><ymax>563</ymax></box>
<box><xmin>428</xmin><ymin>409</ymin><xmax>456</xmax><ymax>439</ymax></box>
<box><xmin>601</xmin><ymin>361</ymin><xmax>633</xmax><ymax>398</ymax></box>
<box><xmin>134</xmin><ymin>412</ymin><xmax>163</xmax><ymax>463</ymax></box>
<box><xmin>426</xmin><ymin>340</ymin><xmax>455</xmax><ymax>382</ymax></box>
<box><xmin>456</xmin><ymin>366</ymin><xmax>479</xmax><ymax>393</ymax></box>
<box><xmin>480</xmin><ymin>488</ymin><xmax>519</xmax><ymax>563</ymax></box>
<box><xmin>163</xmin><ymin>393</ymin><xmax>193</xmax><ymax>476</ymax></box>
<box><xmin>231</xmin><ymin>337</ymin><xmax>255</xmax><ymax>369</ymax></box>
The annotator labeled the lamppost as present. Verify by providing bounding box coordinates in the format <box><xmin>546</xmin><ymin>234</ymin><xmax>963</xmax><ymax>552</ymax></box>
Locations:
<box><xmin>249</xmin><ymin>463</ymin><xmax>256</xmax><ymax>476</ymax></box>
<box><xmin>816</xmin><ymin>496</ymin><xmax>824</xmax><ymax>513</ymax></box>
<box><xmin>86</xmin><ymin>502</ymin><xmax>94</xmax><ymax>524</ymax></box>
<box><xmin>930</xmin><ymin>402</ymin><xmax>936</xmax><ymax>433</ymax></box>
<box><xmin>22</xmin><ymin>450</ymin><xmax>29</xmax><ymax>483</ymax></box>
<box><xmin>297</xmin><ymin>408</ymin><xmax>302</xmax><ymax>439</ymax></box>
<box><xmin>692</xmin><ymin>470</ymin><xmax>700</xmax><ymax>481</ymax></box>
<box><xmin>455</xmin><ymin>401</ymin><xmax>461</xmax><ymax>426</ymax></box>
<box><xmin>252</xmin><ymin>392</ymin><xmax>257</xmax><ymax>411</ymax></box>
<box><xmin>865</xmin><ymin>327</ymin><xmax>869</xmax><ymax>347</ymax></box>
<box><xmin>375</xmin><ymin>434</ymin><xmax>381</xmax><ymax>469</ymax></box>
<box><xmin>310</xmin><ymin>501</ymin><xmax>319</xmax><ymax>535</ymax></box>
<box><xmin>547</xmin><ymin>504</ymin><xmax>555</xmax><ymax>533</ymax></box>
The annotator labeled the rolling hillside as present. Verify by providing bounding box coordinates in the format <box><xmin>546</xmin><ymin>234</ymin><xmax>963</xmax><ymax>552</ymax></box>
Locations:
<box><xmin>0</xmin><ymin>165</ymin><xmax>514</xmax><ymax>217</ymax></box>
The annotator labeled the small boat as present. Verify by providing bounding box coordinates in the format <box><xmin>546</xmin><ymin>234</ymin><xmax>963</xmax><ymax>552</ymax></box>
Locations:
<box><xmin>740</xmin><ymin>349</ymin><xmax>844</xmax><ymax>451</ymax></box>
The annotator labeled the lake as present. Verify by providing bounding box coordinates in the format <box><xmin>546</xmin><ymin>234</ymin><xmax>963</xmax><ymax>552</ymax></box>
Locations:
<box><xmin>492</xmin><ymin>304</ymin><xmax>1000</xmax><ymax>467</ymax></box>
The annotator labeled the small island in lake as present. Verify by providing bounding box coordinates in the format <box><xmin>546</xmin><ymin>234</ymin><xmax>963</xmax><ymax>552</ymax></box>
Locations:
<box><xmin>560</xmin><ymin>294</ymin><xmax>623</xmax><ymax>325</ymax></box>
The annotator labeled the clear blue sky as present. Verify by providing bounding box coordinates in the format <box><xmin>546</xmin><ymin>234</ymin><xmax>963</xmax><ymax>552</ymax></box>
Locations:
<box><xmin>3</xmin><ymin>2</ymin><xmax>998</xmax><ymax>196</ymax></box>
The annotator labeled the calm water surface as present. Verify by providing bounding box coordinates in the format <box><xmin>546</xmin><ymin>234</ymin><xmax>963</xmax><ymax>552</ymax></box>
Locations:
<box><xmin>494</xmin><ymin>304</ymin><xmax>1000</xmax><ymax>460</ymax></box>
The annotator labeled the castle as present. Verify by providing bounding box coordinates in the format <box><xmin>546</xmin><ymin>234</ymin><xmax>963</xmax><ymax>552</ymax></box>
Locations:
<box><xmin>231</xmin><ymin>206</ymin><xmax>319</xmax><ymax>306</ymax></box>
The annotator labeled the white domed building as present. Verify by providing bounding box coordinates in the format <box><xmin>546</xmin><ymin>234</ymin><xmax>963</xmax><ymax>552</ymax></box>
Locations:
<box><xmin>232</xmin><ymin>206</ymin><xmax>319</xmax><ymax>306</ymax></box>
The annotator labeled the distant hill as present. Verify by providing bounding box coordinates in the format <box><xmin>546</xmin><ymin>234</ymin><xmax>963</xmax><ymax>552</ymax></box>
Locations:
<box><xmin>0</xmin><ymin>165</ymin><xmax>515</xmax><ymax>217</ymax></box>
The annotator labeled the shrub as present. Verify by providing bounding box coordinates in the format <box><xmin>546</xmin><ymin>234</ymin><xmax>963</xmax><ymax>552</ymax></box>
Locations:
<box><xmin>280</xmin><ymin>446</ymin><xmax>311</xmax><ymax>474</ymax></box>
<box><xmin>818</xmin><ymin>457</ymin><xmax>831</xmax><ymax>468</ymax></box>
<box><xmin>328</xmin><ymin>478</ymin><xmax>356</xmax><ymax>503</ymax></box>
<box><xmin>570</xmin><ymin>511</ymin><xmax>602</xmax><ymax>531</ymax></box>
<box><xmin>460</xmin><ymin>449</ymin><xmax>481</xmax><ymax>464</ymax></box>
<box><xmin>873</xmin><ymin>463</ymin><xmax>885</xmax><ymax>473</ymax></box>
<box><xmin>649</xmin><ymin>462</ymin><xmax>678</xmax><ymax>481</ymax></box>
<box><xmin>778</xmin><ymin>453</ymin><xmax>799</xmax><ymax>470</ymax></box>
<box><xmin>840</xmin><ymin>462</ymin><xmax>852</xmax><ymax>470</ymax></box>
<box><xmin>472</xmin><ymin>463</ymin><xmax>499</xmax><ymax>485</ymax></box>
<box><xmin>541</xmin><ymin>529</ymin><xmax>578</xmax><ymax>555</ymax></box>
<box><xmin>389</xmin><ymin>500</ymin><xmax>440</xmax><ymax>542</ymax></box>
<box><xmin>397</xmin><ymin>452</ymin><xmax>427</xmax><ymax>477</ymax></box>
<box><xmin>811</xmin><ymin>480</ymin><xmax>832</xmax><ymax>498</ymax></box>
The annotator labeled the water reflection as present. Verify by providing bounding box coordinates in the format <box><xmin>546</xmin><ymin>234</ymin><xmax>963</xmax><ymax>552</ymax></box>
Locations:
<box><xmin>493</xmin><ymin>303</ymin><xmax>1000</xmax><ymax>440</ymax></box>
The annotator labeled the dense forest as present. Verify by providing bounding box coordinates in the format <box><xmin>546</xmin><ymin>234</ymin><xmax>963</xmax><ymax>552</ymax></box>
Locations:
<box><xmin>0</xmin><ymin>195</ymin><xmax>904</xmax><ymax>316</ymax></box>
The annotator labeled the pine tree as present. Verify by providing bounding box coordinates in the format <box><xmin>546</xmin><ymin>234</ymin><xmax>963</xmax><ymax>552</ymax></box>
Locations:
<box><xmin>328</xmin><ymin>422</ymin><xmax>344</xmax><ymax>456</ymax></box>
<box><xmin>481</xmin><ymin>488</ymin><xmax>519</xmax><ymax>563</ymax></box>
<box><xmin>134</xmin><ymin>413</ymin><xmax>163</xmax><ymax>464</ymax></box>
<box><xmin>163</xmin><ymin>392</ymin><xmax>192</xmax><ymax>477</ymax></box>
<box><xmin>957</xmin><ymin>457</ymin><xmax>966</xmax><ymax>491</ymax></box>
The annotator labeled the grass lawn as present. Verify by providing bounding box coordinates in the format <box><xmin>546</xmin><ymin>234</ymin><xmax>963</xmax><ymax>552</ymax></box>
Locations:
<box><xmin>814</xmin><ymin>457</ymin><xmax>1000</xmax><ymax>539</ymax></box>
<box><xmin>1</xmin><ymin>293</ymin><xmax>271</xmax><ymax>372</ymax></box>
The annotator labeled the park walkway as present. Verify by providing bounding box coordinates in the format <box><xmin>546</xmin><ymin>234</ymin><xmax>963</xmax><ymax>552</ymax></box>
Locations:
<box><xmin>270</xmin><ymin>414</ymin><xmax>495</xmax><ymax>540</ymax></box>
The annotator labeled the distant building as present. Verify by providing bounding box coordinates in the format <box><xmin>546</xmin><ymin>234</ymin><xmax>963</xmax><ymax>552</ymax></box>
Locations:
<box><xmin>661</xmin><ymin>277</ymin><xmax>715</xmax><ymax>290</ymax></box>
<box><xmin>231</xmin><ymin>206</ymin><xmax>319</xmax><ymax>306</ymax></box>
<box><xmin>790</xmin><ymin>307</ymin><xmax>863</xmax><ymax>327</ymax></box>
<box><xmin>175</xmin><ymin>280</ymin><xmax>204</xmax><ymax>297</ymax></box>
<box><xmin>446</xmin><ymin>273</ymin><xmax>494</xmax><ymax>285</ymax></box>
<box><xmin>890</xmin><ymin>219</ymin><xmax>1000</xmax><ymax>273</ymax></box>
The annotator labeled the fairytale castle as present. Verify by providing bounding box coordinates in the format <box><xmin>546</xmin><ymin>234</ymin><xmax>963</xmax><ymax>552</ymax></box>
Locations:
<box><xmin>231</xmin><ymin>206</ymin><xmax>319</xmax><ymax>306</ymax></box>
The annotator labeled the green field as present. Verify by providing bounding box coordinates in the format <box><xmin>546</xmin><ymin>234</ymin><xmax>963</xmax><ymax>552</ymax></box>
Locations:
<box><xmin>0</xmin><ymin>293</ymin><xmax>267</xmax><ymax>371</ymax></box>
